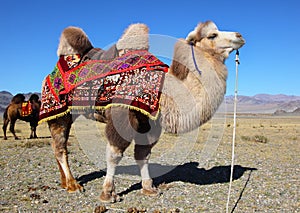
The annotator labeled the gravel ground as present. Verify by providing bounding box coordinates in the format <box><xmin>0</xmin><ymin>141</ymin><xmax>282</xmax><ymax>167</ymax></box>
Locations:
<box><xmin>0</xmin><ymin>115</ymin><xmax>299</xmax><ymax>212</ymax></box>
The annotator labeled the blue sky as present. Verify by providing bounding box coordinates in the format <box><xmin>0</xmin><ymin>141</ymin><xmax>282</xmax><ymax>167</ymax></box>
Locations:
<box><xmin>0</xmin><ymin>0</ymin><xmax>299</xmax><ymax>96</ymax></box>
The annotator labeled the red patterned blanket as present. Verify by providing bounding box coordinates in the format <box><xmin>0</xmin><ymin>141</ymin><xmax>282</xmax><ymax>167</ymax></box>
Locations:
<box><xmin>39</xmin><ymin>50</ymin><xmax>168</xmax><ymax>123</ymax></box>
<box><xmin>21</xmin><ymin>101</ymin><xmax>32</xmax><ymax>117</ymax></box>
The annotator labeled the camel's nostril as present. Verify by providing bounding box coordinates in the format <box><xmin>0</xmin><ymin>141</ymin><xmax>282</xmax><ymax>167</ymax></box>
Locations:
<box><xmin>236</xmin><ymin>33</ymin><xmax>242</xmax><ymax>38</ymax></box>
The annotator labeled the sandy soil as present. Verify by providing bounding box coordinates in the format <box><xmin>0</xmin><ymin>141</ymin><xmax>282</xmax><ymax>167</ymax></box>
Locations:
<box><xmin>0</xmin><ymin>114</ymin><xmax>299</xmax><ymax>212</ymax></box>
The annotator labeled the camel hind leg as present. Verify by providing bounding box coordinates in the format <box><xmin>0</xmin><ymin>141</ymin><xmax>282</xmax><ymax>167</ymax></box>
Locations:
<box><xmin>134</xmin><ymin>114</ymin><xmax>162</xmax><ymax>196</ymax></box>
<box><xmin>48</xmin><ymin>114</ymin><xmax>83</xmax><ymax>192</ymax></box>
<box><xmin>134</xmin><ymin>143</ymin><xmax>159</xmax><ymax>196</ymax></box>
<box><xmin>30</xmin><ymin>126</ymin><xmax>38</xmax><ymax>139</ymax></box>
<box><xmin>2</xmin><ymin>117</ymin><xmax>9</xmax><ymax>140</ymax></box>
<box><xmin>100</xmin><ymin>108</ymin><xmax>133</xmax><ymax>202</ymax></box>
<box><xmin>100</xmin><ymin>143</ymin><xmax>129</xmax><ymax>202</ymax></box>
<box><xmin>9</xmin><ymin>118</ymin><xmax>19</xmax><ymax>140</ymax></box>
<box><xmin>30</xmin><ymin>119</ymin><xmax>38</xmax><ymax>139</ymax></box>
<box><xmin>100</xmin><ymin>108</ymin><xmax>162</xmax><ymax>201</ymax></box>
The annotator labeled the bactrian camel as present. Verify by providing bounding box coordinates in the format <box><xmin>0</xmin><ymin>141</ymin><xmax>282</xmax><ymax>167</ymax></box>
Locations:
<box><xmin>3</xmin><ymin>93</ymin><xmax>41</xmax><ymax>140</ymax></box>
<box><xmin>46</xmin><ymin>21</ymin><xmax>245</xmax><ymax>202</ymax></box>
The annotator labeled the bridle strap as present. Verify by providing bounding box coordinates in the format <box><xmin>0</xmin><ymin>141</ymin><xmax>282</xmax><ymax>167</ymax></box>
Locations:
<box><xmin>190</xmin><ymin>43</ymin><xmax>202</xmax><ymax>76</ymax></box>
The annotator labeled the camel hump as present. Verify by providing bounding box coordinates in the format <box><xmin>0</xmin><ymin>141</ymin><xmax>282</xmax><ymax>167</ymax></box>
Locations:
<box><xmin>11</xmin><ymin>93</ymin><xmax>25</xmax><ymax>104</ymax></box>
<box><xmin>116</xmin><ymin>23</ymin><xmax>149</xmax><ymax>51</ymax></box>
<box><xmin>29</xmin><ymin>94</ymin><xmax>40</xmax><ymax>103</ymax></box>
<box><xmin>57</xmin><ymin>26</ymin><xmax>93</xmax><ymax>56</ymax></box>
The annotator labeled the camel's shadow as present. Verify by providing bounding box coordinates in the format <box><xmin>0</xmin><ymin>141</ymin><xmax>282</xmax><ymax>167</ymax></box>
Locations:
<box><xmin>78</xmin><ymin>162</ymin><xmax>256</xmax><ymax>196</ymax></box>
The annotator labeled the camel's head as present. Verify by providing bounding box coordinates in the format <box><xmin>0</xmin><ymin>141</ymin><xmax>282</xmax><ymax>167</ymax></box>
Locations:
<box><xmin>186</xmin><ymin>21</ymin><xmax>245</xmax><ymax>59</ymax></box>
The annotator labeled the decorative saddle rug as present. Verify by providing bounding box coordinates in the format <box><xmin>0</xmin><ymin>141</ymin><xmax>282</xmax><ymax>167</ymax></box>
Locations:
<box><xmin>39</xmin><ymin>50</ymin><xmax>168</xmax><ymax>123</ymax></box>
<box><xmin>21</xmin><ymin>101</ymin><xmax>32</xmax><ymax>117</ymax></box>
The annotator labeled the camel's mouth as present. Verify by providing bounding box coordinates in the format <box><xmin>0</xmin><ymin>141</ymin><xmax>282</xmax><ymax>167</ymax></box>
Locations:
<box><xmin>218</xmin><ymin>38</ymin><xmax>245</xmax><ymax>51</ymax></box>
<box><xmin>233</xmin><ymin>38</ymin><xmax>246</xmax><ymax>50</ymax></box>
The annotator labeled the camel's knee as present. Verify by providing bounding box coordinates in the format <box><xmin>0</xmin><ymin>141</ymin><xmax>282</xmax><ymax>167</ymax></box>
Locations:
<box><xmin>53</xmin><ymin>148</ymin><xmax>67</xmax><ymax>161</ymax></box>
<box><xmin>49</xmin><ymin>125</ymin><xmax>69</xmax><ymax>154</ymax></box>
<box><xmin>51</xmin><ymin>138</ymin><xmax>66</xmax><ymax>152</ymax></box>
<box><xmin>51</xmin><ymin>134</ymin><xmax>68</xmax><ymax>160</ymax></box>
<box><xmin>2</xmin><ymin>124</ymin><xmax>7</xmax><ymax>133</ymax></box>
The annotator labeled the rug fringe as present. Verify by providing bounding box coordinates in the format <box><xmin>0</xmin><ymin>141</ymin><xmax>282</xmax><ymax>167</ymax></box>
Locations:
<box><xmin>38</xmin><ymin>108</ymin><xmax>71</xmax><ymax>124</ymax></box>
<box><xmin>39</xmin><ymin>104</ymin><xmax>160</xmax><ymax>124</ymax></box>
<box><xmin>101</xmin><ymin>103</ymin><xmax>160</xmax><ymax>120</ymax></box>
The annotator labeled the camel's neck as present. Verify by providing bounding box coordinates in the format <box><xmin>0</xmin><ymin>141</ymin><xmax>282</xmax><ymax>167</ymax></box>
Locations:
<box><xmin>160</xmin><ymin>41</ymin><xmax>227</xmax><ymax>134</ymax></box>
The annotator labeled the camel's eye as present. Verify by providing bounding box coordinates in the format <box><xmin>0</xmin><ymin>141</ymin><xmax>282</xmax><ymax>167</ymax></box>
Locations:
<box><xmin>207</xmin><ymin>33</ymin><xmax>217</xmax><ymax>40</ymax></box>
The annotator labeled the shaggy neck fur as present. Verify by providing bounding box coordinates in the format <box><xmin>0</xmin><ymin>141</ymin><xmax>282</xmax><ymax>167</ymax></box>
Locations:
<box><xmin>160</xmin><ymin>39</ymin><xmax>227</xmax><ymax>134</ymax></box>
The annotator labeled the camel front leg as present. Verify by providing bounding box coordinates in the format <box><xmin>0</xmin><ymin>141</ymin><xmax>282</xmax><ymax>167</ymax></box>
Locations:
<box><xmin>48</xmin><ymin>115</ymin><xmax>83</xmax><ymax>192</ymax></box>
<box><xmin>100</xmin><ymin>110</ymin><xmax>132</xmax><ymax>202</ymax></box>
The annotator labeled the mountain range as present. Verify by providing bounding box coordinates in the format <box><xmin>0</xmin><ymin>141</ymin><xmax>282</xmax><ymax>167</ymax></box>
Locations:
<box><xmin>1</xmin><ymin>91</ymin><xmax>300</xmax><ymax>115</ymax></box>
<box><xmin>218</xmin><ymin>94</ymin><xmax>300</xmax><ymax>114</ymax></box>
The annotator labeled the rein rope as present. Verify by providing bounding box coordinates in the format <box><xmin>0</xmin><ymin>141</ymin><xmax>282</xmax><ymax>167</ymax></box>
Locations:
<box><xmin>190</xmin><ymin>43</ymin><xmax>202</xmax><ymax>75</ymax></box>
<box><xmin>189</xmin><ymin>42</ymin><xmax>240</xmax><ymax>212</ymax></box>
<box><xmin>226</xmin><ymin>50</ymin><xmax>240</xmax><ymax>213</ymax></box>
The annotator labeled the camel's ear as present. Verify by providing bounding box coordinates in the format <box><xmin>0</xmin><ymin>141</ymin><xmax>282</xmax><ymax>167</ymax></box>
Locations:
<box><xmin>186</xmin><ymin>21</ymin><xmax>216</xmax><ymax>44</ymax></box>
<box><xmin>57</xmin><ymin>26</ymin><xmax>93</xmax><ymax>56</ymax></box>
<box><xmin>116</xmin><ymin>23</ymin><xmax>149</xmax><ymax>52</ymax></box>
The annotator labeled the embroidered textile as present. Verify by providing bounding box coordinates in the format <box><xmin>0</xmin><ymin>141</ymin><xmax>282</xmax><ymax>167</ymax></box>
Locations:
<box><xmin>21</xmin><ymin>102</ymin><xmax>32</xmax><ymax>117</ymax></box>
<box><xmin>59</xmin><ymin>54</ymin><xmax>81</xmax><ymax>71</ymax></box>
<box><xmin>39</xmin><ymin>50</ymin><xmax>168</xmax><ymax>123</ymax></box>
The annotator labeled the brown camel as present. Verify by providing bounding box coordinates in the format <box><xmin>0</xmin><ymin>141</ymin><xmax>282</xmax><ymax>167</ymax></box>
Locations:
<box><xmin>44</xmin><ymin>21</ymin><xmax>245</xmax><ymax>202</ymax></box>
<box><xmin>2</xmin><ymin>93</ymin><xmax>41</xmax><ymax>140</ymax></box>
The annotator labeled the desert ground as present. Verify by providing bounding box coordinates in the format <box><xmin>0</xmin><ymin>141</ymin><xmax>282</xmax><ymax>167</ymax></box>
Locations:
<box><xmin>0</xmin><ymin>113</ymin><xmax>299</xmax><ymax>212</ymax></box>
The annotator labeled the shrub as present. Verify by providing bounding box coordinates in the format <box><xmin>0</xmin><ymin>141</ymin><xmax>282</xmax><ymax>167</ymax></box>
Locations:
<box><xmin>241</xmin><ymin>136</ymin><xmax>251</xmax><ymax>141</ymax></box>
<box><xmin>253</xmin><ymin>135</ymin><xmax>268</xmax><ymax>143</ymax></box>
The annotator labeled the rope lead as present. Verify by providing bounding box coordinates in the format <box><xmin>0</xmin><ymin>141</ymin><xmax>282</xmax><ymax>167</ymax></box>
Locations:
<box><xmin>226</xmin><ymin>50</ymin><xmax>240</xmax><ymax>213</ymax></box>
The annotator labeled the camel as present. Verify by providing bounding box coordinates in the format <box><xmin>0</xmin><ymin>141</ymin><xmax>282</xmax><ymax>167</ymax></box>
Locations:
<box><xmin>2</xmin><ymin>93</ymin><xmax>41</xmax><ymax>140</ymax></box>
<box><xmin>45</xmin><ymin>21</ymin><xmax>245</xmax><ymax>202</ymax></box>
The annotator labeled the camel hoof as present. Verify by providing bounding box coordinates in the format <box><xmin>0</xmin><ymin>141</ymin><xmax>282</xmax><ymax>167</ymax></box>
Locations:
<box><xmin>65</xmin><ymin>181</ymin><xmax>83</xmax><ymax>193</ymax></box>
<box><xmin>99</xmin><ymin>191</ymin><xmax>120</xmax><ymax>203</ymax></box>
<box><xmin>141</xmin><ymin>187</ymin><xmax>160</xmax><ymax>196</ymax></box>
<box><xmin>141</xmin><ymin>179</ymin><xmax>160</xmax><ymax>196</ymax></box>
<box><xmin>3</xmin><ymin>137</ymin><xmax>7</xmax><ymax>140</ymax></box>
<box><xmin>67</xmin><ymin>186</ymin><xmax>83</xmax><ymax>193</ymax></box>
